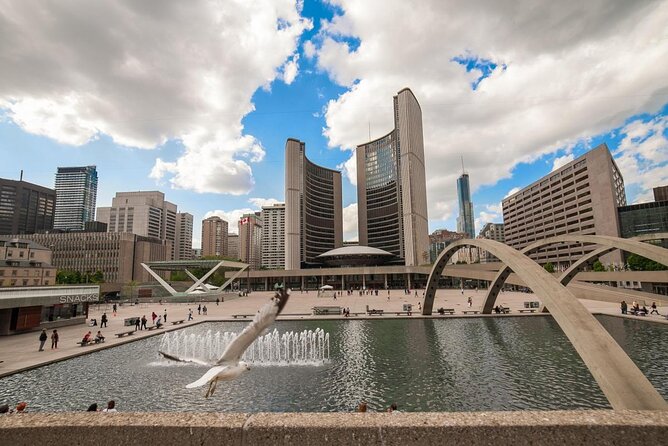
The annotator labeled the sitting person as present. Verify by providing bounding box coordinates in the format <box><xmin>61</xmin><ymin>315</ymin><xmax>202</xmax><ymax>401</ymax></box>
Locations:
<box><xmin>639</xmin><ymin>306</ymin><xmax>648</xmax><ymax>316</ymax></box>
<box><xmin>94</xmin><ymin>331</ymin><xmax>105</xmax><ymax>343</ymax></box>
<box><xmin>493</xmin><ymin>305</ymin><xmax>501</xmax><ymax>314</ymax></box>
<box><xmin>437</xmin><ymin>307</ymin><xmax>445</xmax><ymax>315</ymax></box>
<box><xmin>81</xmin><ymin>331</ymin><xmax>92</xmax><ymax>344</ymax></box>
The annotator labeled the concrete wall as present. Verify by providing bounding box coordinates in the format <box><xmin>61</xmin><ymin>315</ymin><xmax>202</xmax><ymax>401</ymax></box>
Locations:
<box><xmin>1</xmin><ymin>411</ymin><xmax>666</xmax><ymax>446</ymax></box>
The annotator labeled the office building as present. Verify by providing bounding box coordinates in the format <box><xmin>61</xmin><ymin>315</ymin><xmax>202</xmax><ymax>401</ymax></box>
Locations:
<box><xmin>261</xmin><ymin>203</ymin><xmax>285</xmax><ymax>269</ymax></box>
<box><xmin>239</xmin><ymin>213</ymin><xmax>262</xmax><ymax>269</ymax></box>
<box><xmin>0</xmin><ymin>177</ymin><xmax>56</xmax><ymax>235</ymax></box>
<box><xmin>13</xmin><ymin>232</ymin><xmax>171</xmax><ymax>284</ymax></box>
<box><xmin>201</xmin><ymin>216</ymin><xmax>228</xmax><ymax>257</ymax></box>
<box><xmin>97</xmin><ymin>191</ymin><xmax>177</xmax><ymax>259</ymax></box>
<box><xmin>54</xmin><ymin>166</ymin><xmax>98</xmax><ymax>231</ymax></box>
<box><xmin>456</xmin><ymin>172</ymin><xmax>475</xmax><ymax>238</ymax></box>
<box><xmin>285</xmin><ymin>138</ymin><xmax>343</xmax><ymax>269</ymax></box>
<box><xmin>0</xmin><ymin>237</ymin><xmax>56</xmax><ymax>287</ymax></box>
<box><xmin>618</xmin><ymin>193</ymin><xmax>668</xmax><ymax>248</ymax></box>
<box><xmin>429</xmin><ymin>229</ymin><xmax>468</xmax><ymax>263</ymax></box>
<box><xmin>477</xmin><ymin>223</ymin><xmax>505</xmax><ymax>263</ymax></box>
<box><xmin>502</xmin><ymin>144</ymin><xmax>626</xmax><ymax>268</ymax></box>
<box><xmin>227</xmin><ymin>234</ymin><xmax>239</xmax><ymax>260</ymax></box>
<box><xmin>175</xmin><ymin>212</ymin><xmax>193</xmax><ymax>260</ymax></box>
<box><xmin>356</xmin><ymin>88</ymin><xmax>429</xmax><ymax>266</ymax></box>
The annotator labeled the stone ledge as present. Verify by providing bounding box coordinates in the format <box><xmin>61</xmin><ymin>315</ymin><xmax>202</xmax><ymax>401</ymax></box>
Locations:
<box><xmin>1</xmin><ymin>410</ymin><xmax>666</xmax><ymax>445</ymax></box>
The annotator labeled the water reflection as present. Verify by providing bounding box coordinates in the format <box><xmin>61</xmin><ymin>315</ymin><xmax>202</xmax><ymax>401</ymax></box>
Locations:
<box><xmin>0</xmin><ymin>316</ymin><xmax>664</xmax><ymax>412</ymax></box>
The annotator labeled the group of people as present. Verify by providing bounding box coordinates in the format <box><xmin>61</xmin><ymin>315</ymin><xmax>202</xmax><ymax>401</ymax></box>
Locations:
<box><xmin>37</xmin><ymin>329</ymin><xmax>58</xmax><ymax>351</ymax></box>
<box><xmin>0</xmin><ymin>402</ymin><xmax>27</xmax><ymax>414</ymax></box>
<box><xmin>356</xmin><ymin>401</ymin><xmax>400</xmax><ymax>413</ymax></box>
<box><xmin>81</xmin><ymin>330</ymin><xmax>105</xmax><ymax>345</ymax></box>
<box><xmin>87</xmin><ymin>400</ymin><xmax>117</xmax><ymax>412</ymax></box>
<box><xmin>621</xmin><ymin>301</ymin><xmax>660</xmax><ymax>316</ymax></box>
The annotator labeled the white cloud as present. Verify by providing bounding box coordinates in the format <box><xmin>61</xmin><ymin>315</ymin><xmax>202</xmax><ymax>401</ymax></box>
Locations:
<box><xmin>303</xmin><ymin>40</ymin><xmax>316</xmax><ymax>59</ymax></box>
<box><xmin>342</xmin><ymin>203</ymin><xmax>358</xmax><ymax>241</ymax></box>
<box><xmin>504</xmin><ymin>187</ymin><xmax>521</xmax><ymax>198</ymax></box>
<box><xmin>248</xmin><ymin>197</ymin><xmax>282</xmax><ymax>208</ymax></box>
<box><xmin>551</xmin><ymin>154</ymin><xmax>575</xmax><ymax>171</ymax></box>
<box><xmin>281</xmin><ymin>54</ymin><xmax>300</xmax><ymax>85</ymax></box>
<box><xmin>311</xmin><ymin>0</ymin><xmax>668</xmax><ymax>224</ymax></box>
<box><xmin>0</xmin><ymin>0</ymin><xmax>311</xmax><ymax>195</ymax></box>
<box><xmin>474</xmin><ymin>210</ymin><xmax>501</xmax><ymax>234</ymax></box>
<box><xmin>337</xmin><ymin>153</ymin><xmax>358</xmax><ymax>186</ymax></box>
<box><xmin>613</xmin><ymin>115</ymin><xmax>668</xmax><ymax>203</ymax></box>
<box><xmin>203</xmin><ymin>208</ymin><xmax>256</xmax><ymax>235</ymax></box>
<box><xmin>486</xmin><ymin>203</ymin><xmax>503</xmax><ymax>214</ymax></box>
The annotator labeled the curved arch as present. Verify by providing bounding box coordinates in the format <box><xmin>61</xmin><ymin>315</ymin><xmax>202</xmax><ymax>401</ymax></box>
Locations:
<box><xmin>422</xmin><ymin>238</ymin><xmax>667</xmax><ymax>410</ymax></box>
<box><xmin>481</xmin><ymin>233</ymin><xmax>668</xmax><ymax>314</ymax></box>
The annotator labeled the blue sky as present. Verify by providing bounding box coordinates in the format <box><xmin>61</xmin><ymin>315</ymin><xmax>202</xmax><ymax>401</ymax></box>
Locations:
<box><xmin>1</xmin><ymin>0</ymin><xmax>666</xmax><ymax>247</ymax></box>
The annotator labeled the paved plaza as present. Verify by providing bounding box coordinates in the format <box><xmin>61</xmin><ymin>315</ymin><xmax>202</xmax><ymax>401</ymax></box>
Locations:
<box><xmin>0</xmin><ymin>289</ymin><xmax>666</xmax><ymax>378</ymax></box>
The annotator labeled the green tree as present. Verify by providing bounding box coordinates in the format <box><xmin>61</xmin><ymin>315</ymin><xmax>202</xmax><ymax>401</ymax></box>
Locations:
<box><xmin>627</xmin><ymin>254</ymin><xmax>667</xmax><ymax>271</ymax></box>
<box><xmin>543</xmin><ymin>262</ymin><xmax>555</xmax><ymax>273</ymax></box>
<box><xmin>592</xmin><ymin>260</ymin><xmax>606</xmax><ymax>272</ymax></box>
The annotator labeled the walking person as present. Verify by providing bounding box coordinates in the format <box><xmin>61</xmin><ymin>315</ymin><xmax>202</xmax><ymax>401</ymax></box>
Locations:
<box><xmin>112</xmin><ymin>303</ymin><xmax>117</xmax><ymax>316</ymax></box>
<box><xmin>141</xmin><ymin>315</ymin><xmax>147</xmax><ymax>330</ymax></box>
<box><xmin>467</xmin><ymin>296</ymin><xmax>473</xmax><ymax>307</ymax></box>
<box><xmin>151</xmin><ymin>312</ymin><xmax>157</xmax><ymax>324</ymax></box>
<box><xmin>620</xmin><ymin>300</ymin><xmax>627</xmax><ymax>315</ymax></box>
<box><xmin>650</xmin><ymin>302</ymin><xmax>659</xmax><ymax>315</ymax></box>
<box><xmin>51</xmin><ymin>329</ymin><xmax>59</xmax><ymax>349</ymax></box>
<box><xmin>202</xmin><ymin>305</ymin><xmax>207</xmax><ymax>315</ymax></box>
<box><xmin>38</xmin><ymin>329</ymin><xmax>47</xmax><ymax>351</ymax></box>
<box><xmin>216</xmin><ymin>298</ymin><xmax>219</xmax><ymax>306</ymax></box>
<box><xmin>100</xmin><ymin>312</ymin><xmax>108</xmax><ymax>328</ymax></box>
<box><xmin>188</xmin><ymin>308</ymin><xmax>193</xmax><ymax>321</ymax></box>
<box><xmin>197</xmin><ymin>304</ymin><xmax>201</xmax><ymax>315</ymax></box>
<box><xmin>163</xmin><ymin>309</ymin><xmax>167</xmax><ymax>323</ymax></box>
<box><xmin>134</xmin><ymin>317</ymin><xmax>140</xmax><ymax>331</ymax></box>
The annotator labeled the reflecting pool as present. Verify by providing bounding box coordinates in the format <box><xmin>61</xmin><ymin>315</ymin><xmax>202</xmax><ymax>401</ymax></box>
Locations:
<box><xmin>0</xmin><ymin>315</ymin><xmax>665</xmax><ymax>412</ymax></box>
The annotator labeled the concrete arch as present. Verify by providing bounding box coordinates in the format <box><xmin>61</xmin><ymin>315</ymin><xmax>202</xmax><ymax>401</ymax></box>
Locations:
<box><xmin>422</xmin><ymin>238</ymin><xmax>667</xmax><ymax>410</ymax></box>
<box><xmin>481</xmin><ymin>233</ymin><xmax>668</xmax><ymax>314</ymax></box>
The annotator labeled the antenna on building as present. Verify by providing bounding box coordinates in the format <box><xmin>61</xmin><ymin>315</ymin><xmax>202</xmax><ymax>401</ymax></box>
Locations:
<box><xmin>20</xmin><ymin>170</ymin><xmax>23</xmax><ymax>181</ymax></box>
<box><xmin>461</xmin><ymin>156</ymin><xmax>465</xmax><ymax>174</ymax></box>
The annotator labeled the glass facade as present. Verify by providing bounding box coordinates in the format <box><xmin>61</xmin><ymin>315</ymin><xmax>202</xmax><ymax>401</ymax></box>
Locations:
<box><xmin>619</xmin><ymin>201</ymin><xmax>668</xmax><ymax>247</ymax></box>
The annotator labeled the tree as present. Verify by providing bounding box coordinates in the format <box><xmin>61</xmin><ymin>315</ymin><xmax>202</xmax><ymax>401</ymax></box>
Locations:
<box><xmin>543</xmin><ymin>262</ymin><xmax>555</xmax><ymax>273</ymax></box>
<box><xmin>592</xmin><ymin>260</ymin><xmax>606</xmax><ymax>272</ymax></box>
<box><xmin>627</xmin><ymin>254</ymin><xmax>667</xmax><ymax>271</ymax></box>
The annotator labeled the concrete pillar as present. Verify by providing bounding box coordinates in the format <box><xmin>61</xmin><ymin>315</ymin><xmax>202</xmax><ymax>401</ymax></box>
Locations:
<box><xmin>407</xmin><ymin>273</ymin><xmax>411</xmax><ymax>290</ymax></box>
<box><xmin>362</xmin><ymin>274</ymin><xmax>366</xmax><ymax>290</ymax></box>
<box><xmin>341</xmin><ymin>275</ymin><xmax>345</xmax><ymax>290</ymax></box>
<box><xmin>384</xmin><ymin>274</ymin><xmax>388</xmax><ymax>289</ymax></box>
<box><xmin>301</xmin><ymin>276</ymin><xmax>304</xmax><ymax>290</ymax></box>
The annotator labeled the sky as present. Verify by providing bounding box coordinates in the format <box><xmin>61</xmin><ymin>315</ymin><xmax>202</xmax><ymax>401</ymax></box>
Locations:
<box><xmin>0</xmin><ymin>0</ymin><xmax>667</xmax><ymax>249</ymax></box>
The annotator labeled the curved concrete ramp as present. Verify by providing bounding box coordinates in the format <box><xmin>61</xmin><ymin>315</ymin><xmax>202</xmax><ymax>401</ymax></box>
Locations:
<box><xmin>422</xmin><ymin>238</ymin><xmax>667</xmax><ymax>410</ymax></box>
<box><xmin>481</xmin><ymin>234</ymin><xmax>668</xmax><ymax>314</ymax></box>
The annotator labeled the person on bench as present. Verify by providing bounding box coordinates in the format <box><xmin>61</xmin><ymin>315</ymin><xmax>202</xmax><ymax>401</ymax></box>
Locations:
<box><xmin>81</xmin><ymin>331</ymin><xmax>92</xmax><ymax>345</ymax></box>
<box><xmin>95</xmin><ymin>331</ymin><xmax>105</xmax><ymax>343</ymax></box>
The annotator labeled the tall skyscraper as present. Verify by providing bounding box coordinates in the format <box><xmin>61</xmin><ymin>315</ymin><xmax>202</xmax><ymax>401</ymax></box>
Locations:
<box><xmin>0</xmin><ymin>177</ymin><xmax>56</xmax><ymax>235</ymax></box>
<box><xmin>239</xmin><ymin>213</ymin><xmax>262</xmax><ymax>269</ymax></box>
<box><xmin>356</xmin><ymin>88</ymin><xmax>429</xmax><ymax>266</ymax></box>
<box><xmin>227</xmin><ymin>233</ymin><xmax>239</xmax><ymax>260</ymax></box>
<box><xmin>456</xmin><ymin>167</ymin><xmax>475</xmax><ymax>238</ymax></box>
<box><xmin>285</xmin><ymin>138</ymin><xmax>343</xmax><ymax>269</ymax></box>
<box><xmin>261</xmin><ymin>203</ymin><xmax>285</xmax><ymax>269</ymax></box>
<box><xmin>96</xmin><ymin>191</ymin><xmax>177</xmax><ymax>259</ymax></box>
<box><xmin>201</xmin><ymin>216</ymin><xmax>228</xmax><ymax>257</ymax></box>
<box><xmin>503</xmin><ymin>143</ymin><xmax>626</xmax><ymax>268</ymax></box>
<box><xmin>53</xmin><ymin>166</ymin><xmax>98</xmax><ymax>231</ymax></box>
<box><xmin>175</xmin><ymin>212</ymin><xmax>193</xmax><ymax>260</ymax></box>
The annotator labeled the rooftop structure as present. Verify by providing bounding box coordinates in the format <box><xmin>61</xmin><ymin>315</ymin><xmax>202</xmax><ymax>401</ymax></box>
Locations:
<box><xmin>315</xmin><ymin>245</ymin><xmax>395</xmax><ymax>267</ymax></box>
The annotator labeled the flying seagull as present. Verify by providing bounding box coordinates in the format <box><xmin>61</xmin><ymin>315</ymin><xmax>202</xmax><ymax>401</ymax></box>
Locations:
<box><xmin>159</xmin><ymin>287</ymin><xmax>290</xmax><ymax>398</ymax></box>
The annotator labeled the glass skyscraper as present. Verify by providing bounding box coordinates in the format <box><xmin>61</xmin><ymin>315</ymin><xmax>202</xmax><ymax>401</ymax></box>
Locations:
<box><xmin>53</xmin><ymin>166</ymin><xmax>98</xmax><ymax>231</ymax></box>
<box><xmin>456</xmin><ymin>173</ymin><xmax>475</xmax><ymax>238</ymax></box>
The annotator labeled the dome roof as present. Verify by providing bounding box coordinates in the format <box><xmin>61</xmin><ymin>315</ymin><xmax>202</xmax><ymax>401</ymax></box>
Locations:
<box><xmin>317</xmin><ymin>245</ymin><xmax>394</xmax><ymax>258</ymax></box>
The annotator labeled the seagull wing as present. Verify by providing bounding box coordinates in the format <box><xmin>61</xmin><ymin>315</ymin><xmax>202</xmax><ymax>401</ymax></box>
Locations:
<box><xmin>158</xmin><ymin>350</ymin><xmax>212</xmax><ymax>367</ymax></box>
<box><xmin>186</xmin><ymin>366</ymin><xmax>228</xmax><ymax>388</ymax></box>
<box><xmin>215</xmin><ymin>288</ymin><xmax>290</xmax><ymax>366</ymax></box>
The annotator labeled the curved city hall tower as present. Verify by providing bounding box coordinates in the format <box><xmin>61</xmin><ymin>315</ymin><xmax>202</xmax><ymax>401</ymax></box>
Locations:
<box><xmin>285</xmin><ymin>138</ymin><xmax>343</xmax><ymax>269</ymax></box>
<box><xmin>357</xmin><ymin>88</ymin><xmax>429</xmax><ymax>266</ymax></box>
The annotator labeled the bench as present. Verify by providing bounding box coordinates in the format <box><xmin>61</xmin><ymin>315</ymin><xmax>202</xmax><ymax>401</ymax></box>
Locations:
<box><xmin>462</xmin><ymin>310</ymin><xmax>480</xmax><ymax>314</ymax></box>
<box><xmin>171</xmin><ymin>320</ymin><xmax>185</xmax><ymax>325</ymax></box>
<box><xmin>395</xmin><ymin>311</ymin><xmax>412</xmax><ymax>316</ymax></box>
<box><xmin>437</xmin><ymin>308</ymin><xmax>455</xmax><ymax>315</ymax></box>
<box><xmin>498</xmin><ymin>307</ymin><xmax>511</xmax><ymax>314</ymax></box>
<box><xmin>312</xmin><ymin>306</ymin><xmax>342</xmax><ymax>316</ymax></box>
<box><xmin>76</xmin><ymin>339</ymin><xmax>104</xmax><ymax>346</ymax></box>
<box><xmin>232</xmin><ymin>314</ymin><xmax>252</xmax><ymax>319</ymax></box>
<box><xmin>146</xmin><ymin>325</ymin><xmax>159</xmax><ymax>331</ymax></box>
<box><xmin>518</xmin><ymin>308</ymin><xmax>537</xmax><ymax>313</ymax></box>
<box><xmin>115</xmin><ymin>330</ymin><xmax>136</xmax><ymax>338</ymax></box>
<box><xmin>367</xmin><ymin>309</ymin><xmax>384</xmax><ymax>316</ymax></box>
